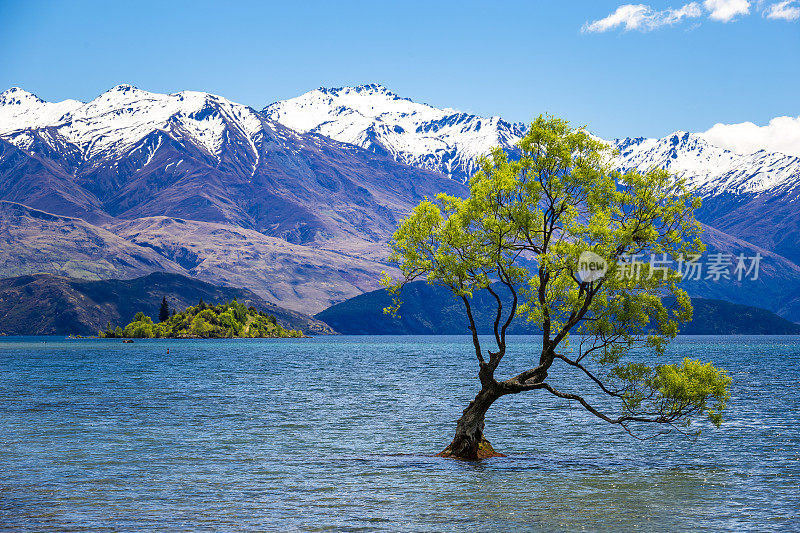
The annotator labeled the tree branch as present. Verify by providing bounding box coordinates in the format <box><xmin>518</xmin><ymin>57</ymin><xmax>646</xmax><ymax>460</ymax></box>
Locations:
<box><xmin>460</xmin><ymin>295</ymin><xmax>484</xmax><ymax>366</ymax></box>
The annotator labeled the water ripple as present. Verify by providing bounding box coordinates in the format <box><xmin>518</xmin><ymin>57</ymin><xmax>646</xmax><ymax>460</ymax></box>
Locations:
<box><xmin>0</xmin><ymin>335</ymin><xmax>798</xmax><ymax>531</ymax></box>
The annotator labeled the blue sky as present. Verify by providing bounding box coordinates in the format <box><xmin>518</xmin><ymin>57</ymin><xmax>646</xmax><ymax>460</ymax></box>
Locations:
<box><xmin>0</xmin><ymin>0</ymin><xmax>797</xmax><ymax>139</ymax></box>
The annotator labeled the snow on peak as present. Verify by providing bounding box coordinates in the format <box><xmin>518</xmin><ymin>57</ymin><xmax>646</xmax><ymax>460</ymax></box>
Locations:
<box><xmin>0</xmin><ymin>87</ymin><xmax>82</xmax><ymax>135</ymax></box>
<box><xmin>613</xmin><ymin>131</ymin><xmax>800</xmax><ymax>195</ymax></box>
<box><xmin>264</xmin><ymin>84</ymin><xmax>526</xmax><ymax>181</ymax></box>
<box><xmin>264</xmin><ymin>84</ymin><xmax>800</xmax><ymax>192</ymax></box>
<box><xmin>0</xmin><ymin>85</ymin><xmax>265</xmax><ymax>161</ymax></box>
<box><xmin>110</xmin><ymin>83</ymin><xmax>139</xmax><ymax>92</ymax></box>
<box><xmin>0</xmin><ymin>87</ymin><xmax>44</xmax><ymax>105</ymax></box>
<box><xmin>318</xmin><ymin>83</ymin><xmax>397</xmax><ymax>97</ymax></box>
<box><xmin>3</xmin><ymin>83</ymin><xmax>797</xmax><ymax>199</ymax></box>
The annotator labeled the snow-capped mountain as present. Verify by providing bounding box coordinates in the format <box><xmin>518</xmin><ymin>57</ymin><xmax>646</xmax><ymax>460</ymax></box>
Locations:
<box><xmin>0</xmin><ymin>87</ymin><xmax>82</xmax><ymax>131</ymax></box>
<box><xmin>613</xmin><ymin>132</ymin><xmax>800</xmax><ymax>197</ymax></box>
<box><xmin>264</xmin><ymin>84</ymin><xmax>800</xmax><ymax>196</ymax></box>
<box><xmin>0</xmin><ymin>84</ymin><xmax>462</xmax><ymax>236</ymax></box>
<box><xmin>0</xmin><ymin>85</ymin><xmax>266</xmax><ymax>168</ymax></box>
<box><xmin>265</xmin><ymin>85</ymin><xmax>800</xmax><ymax>261</ymax></box>
<box><xmin>0</xmin><ymin>85</ymin><xmax>465</xmax><ymax>312</ymax></box>
<box><xmin>266</xmin><ymin>84</ymin><xmax>799</xmax><ymax>186</ymax></box>
<box><xmin>263</xmin><ymin>84</ymin><xmax>527</xmax><ymax>182</ymax></box>
<box><xmin>611</xmin><ymin>132</ymin><xmax>800</xmax><ymax>263</ymax></box>
<box><xmin>2</xmin><ymin>83</ymin><xmax>800</xmax><ymax>314</ymax></box>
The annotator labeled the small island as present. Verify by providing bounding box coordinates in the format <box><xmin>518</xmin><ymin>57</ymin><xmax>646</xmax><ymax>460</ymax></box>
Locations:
<box><xmin>101</xmin><ymin>299</ymin><xmax>304</xmax><ymax>339</ymax></box>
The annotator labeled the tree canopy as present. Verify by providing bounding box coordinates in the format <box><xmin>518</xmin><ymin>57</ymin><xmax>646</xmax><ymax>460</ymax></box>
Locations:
<box><xmin>101</xmin><ymin>299</ymin><xmax>304</xmax><ymax>339</ymax></box>
<box><xmin>384</xmin><ymin>115</ymin><xmax>731</xmax><ymax>457</ymax></box>
<box><xmin>158</xmin><ymin>297</ymin><xmax>170</xmax><ymax>323</ymax></box>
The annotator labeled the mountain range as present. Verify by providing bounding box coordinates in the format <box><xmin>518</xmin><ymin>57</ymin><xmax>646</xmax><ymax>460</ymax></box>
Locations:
<box><xmin>1</xmin><ymin>83</ymin><xmax>798</xmax><ymax>323</ymax></box>
<box><xmin>0</xmin><ymin>85</ymin><xmax>463</xmax><ymax>313</ymax></box>
<box><xmin>263</xmin><ymin>84</ymin><xmax>527</xmax><ymax>182</ymax></box>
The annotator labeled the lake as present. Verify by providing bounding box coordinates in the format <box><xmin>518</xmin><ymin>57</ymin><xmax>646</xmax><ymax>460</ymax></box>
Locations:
<box><xmin>0</xmin><ymin>336</ymin><xmax>798</xmax><ymax>531</ymax></box>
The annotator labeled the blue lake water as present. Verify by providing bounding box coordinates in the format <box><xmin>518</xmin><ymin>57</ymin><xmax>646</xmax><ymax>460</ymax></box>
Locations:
<box><xmin>0</xmin><ymin>335</ymin><xmax>798</xmax><ymax>531</ymax></box>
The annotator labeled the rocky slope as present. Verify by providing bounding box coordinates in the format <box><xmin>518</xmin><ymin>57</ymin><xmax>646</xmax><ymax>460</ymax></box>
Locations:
<box><xmin>0</xmin><ymin>201</ymin><xmax>184</xmax><ymax>280</ymax></box>
<box><xmin>106</xmin><ymin>216</ymin><xmax>395</xmax><ymax>313</ymax></box>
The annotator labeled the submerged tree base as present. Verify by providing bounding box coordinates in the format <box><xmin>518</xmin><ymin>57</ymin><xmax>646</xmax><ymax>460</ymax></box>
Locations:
<box><xmin>436</xmin><ymin>437</ymin><xmax>507</xmax><ymax>460</ymax></box>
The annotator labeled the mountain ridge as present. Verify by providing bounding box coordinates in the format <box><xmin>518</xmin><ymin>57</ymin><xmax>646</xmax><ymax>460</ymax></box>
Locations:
<box><xmin>2</xmin><ymin>83</ymin><xmax>799</xmax><ymax>318</ymax></box>
<box><xmin>264</xmin><ymin>84</ymin><xmax>527</xmax><ymax>182</ymax></box>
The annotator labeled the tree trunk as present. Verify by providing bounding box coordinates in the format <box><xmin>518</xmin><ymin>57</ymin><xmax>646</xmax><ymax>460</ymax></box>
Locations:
<box><xmin>437</xmin><ymin>387</ymin><xmax>506</xmax><ymax>459</ymax></box>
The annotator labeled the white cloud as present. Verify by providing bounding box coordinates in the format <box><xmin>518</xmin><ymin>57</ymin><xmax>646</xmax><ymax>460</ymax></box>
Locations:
<box><xmin>664</xmin><ymin>2</ymin><xmax>706</xmax><ymax>22</ymax></box>
<box><xmin>582</xmin><ymin>3</ymin><xmax>703</xmax><ymax>33</ymax></box>
<box><xmin>584</xmin><ymin>0</ymin><xmax>795</xmax><ymax>33</ymax></box>
<box><xmin>764</xmin><ymin>1</ymin><xmax>800</xmax><ymax>20</ymax></box>
<box><xmin>701</xmin><ymin>116</ymin><xmax>800</xmax><ymax>157</ymax></box>
<box><xmin>703</xmin><ymin>0</ymin><xmax>751</xmax><ymax>21</ymax></box>
<box><xmin>582</xmin><ymin>4</ymin><xmax>650</xmax><ymax>32</ymax></box>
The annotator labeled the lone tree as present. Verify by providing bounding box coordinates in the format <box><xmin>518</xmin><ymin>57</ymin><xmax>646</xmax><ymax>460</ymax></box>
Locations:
<box><xmin>384</xmin><ymin>115</ymin><xmax>731</xmax><ymax>459</ymax></box>
<box><xmin>158</xmin><ymin>297</ymin><xmax>170</xmax><ymax>323</ymax></box>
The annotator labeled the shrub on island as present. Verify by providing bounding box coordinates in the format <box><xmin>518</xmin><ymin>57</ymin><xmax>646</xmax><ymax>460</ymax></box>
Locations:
<box><xmin>101</xmin><ymin>299</ymin><xmax>303</xmax><ymax>338</ymax></box>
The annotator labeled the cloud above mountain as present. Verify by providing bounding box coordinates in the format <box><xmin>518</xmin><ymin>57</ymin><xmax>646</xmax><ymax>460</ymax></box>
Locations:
<box><xmin>704</xmin><ymin>0</ymin><xmax>751</xmax><ymax>21</ymax></box>
<box><xmin>701</xmin><ymin>115</ymin><xmax>800</xmax><ymax>157</ymax></box>
<box><xmin>583</xmin><ymin>0</ymin><xmax>797</xmax><ymax>31</ymax></box>
<box><xmin>764</xmin><ymin>0</ymin><xmax>800</xmax><ymax>20</ymax></box>
<box><xmin>581</xmin><ymin>3</ymin><xmax>702</xmax><ymax>32</ymax></box>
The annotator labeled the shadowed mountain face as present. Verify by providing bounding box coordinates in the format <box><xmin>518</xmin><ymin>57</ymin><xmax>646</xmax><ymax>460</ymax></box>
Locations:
<box><xmin>0</xmin><ymin>139</ymin><xmax>108</xmax><ymax>223</ymax></box>
<box><xmin>0</xmin><ymin>272</ymin><xmax>333</xmax><ymax>336</ymax></box>
<box><xmin>315</xmin><ymin>281</ymin><xmax>800</xmax><ymax>336</ymax></box>
<box><xmin>679</xmin><ymin>224</ymin><xmax>800</xmax><ymax>322</ymax></box>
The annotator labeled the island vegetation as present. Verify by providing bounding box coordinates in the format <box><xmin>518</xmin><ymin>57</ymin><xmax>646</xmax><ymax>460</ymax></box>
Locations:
<box><xmin>101</xmin><ymin>299</ymin><xmax>304</xmax><ymax>339</ymax></box>
<box><xmin>384</xmin><ymin>115</ymin><xmax>732</xmax><ymax>459</ymax></box>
